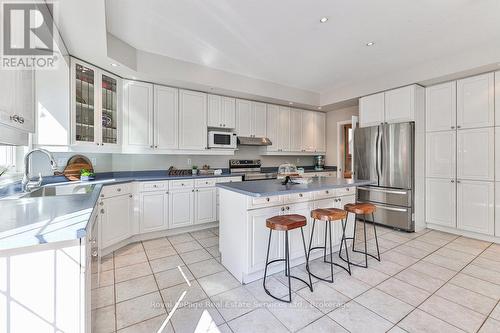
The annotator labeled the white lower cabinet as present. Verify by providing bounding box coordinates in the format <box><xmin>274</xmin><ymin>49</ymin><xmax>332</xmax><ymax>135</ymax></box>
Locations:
<box><xmin>247</xmin><ymin>206</ymin><xmax>283</xmax><ymax>274</ymax></box>
<box><xmin>287</xmin><ymin>202</ymin><xmax>313</xmax><ymax>261</ymax></box>
<box><xmin>457</xmin><ymin>180</ymin><xmax>494</xmax><ymax>235</ymax></box>
<box><xmin>100</xmin><ymin>193</ymin><xmax>133</xmax><ymax>250</ymax></box>
<box><xmin>496</xmin><ymin>183</ymin><xmax>500</xmax><ymax>237</ymax></box>
<box><xmin>425</xmin><ymin>178</ymin><xmax>456</xmax><ymax>228</ymax></box>
<box><xmin>195</xmin><ymin>187</ymin><xmax>217</xmax><ymax>224</ymax></box>
<box><xmin>169</xmin><ymin>188</ymin><xmax>195</xmax><ymax>228</ymax></box>
<box><xmin>139</xmin><ymin>191</ymin><xmax>169</xmax><ymax>233</ymax></box>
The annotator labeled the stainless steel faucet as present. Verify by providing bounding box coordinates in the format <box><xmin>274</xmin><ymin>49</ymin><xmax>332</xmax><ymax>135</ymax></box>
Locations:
<box><xmin>22</xmin><ymin>148</ymin><xmax>58</xmax><ymax>192</ymax></box>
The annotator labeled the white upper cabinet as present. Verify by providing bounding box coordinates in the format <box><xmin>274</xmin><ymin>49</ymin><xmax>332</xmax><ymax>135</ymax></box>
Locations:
<box><xmin>314</xmin><ymin>112</ymin><xmax>326</xmax><ymax>152</ymax></box>
<box><xmin>457</xmin><ymin>127</ymin><xmax>494</xmax><ymax>181</ymax></box>
<box><xmin>425</xmin><ymin>82</ymin><xmax>457</xmax><ymax>132</ymax></box>
<box><xmin>496</xmin><ymin>71</ymin><xmax>500</xmax><ymax>126</ymax></box>
<box><xmin>235</xmin><ymin>99</ymin><xmax>252</xmax><ymax>137</ymax></box>
<box><xmin>123</xmin><ymin>80</ymin><xmax>154</xmax><ymax>149</ymax></box>
<box><xmin>425</xmin><ymin>178</ymin><xmax>456</xmax><ymax>228</ymax></box>
<box><xmin>289</xmin><ymin>108</ymin><xmax>302</xmax><ymax>152</ymax></box>
<box><xmin>253</xmin><ymin>101</ymin><xmax>267</xmax><ymax>137</ymax></box>
<box><xmin>178</xmin><ymin>89</ymin><xmax>207</xmax><ymax>150</ymax></box>
<box><xmin>154</xmin><ymin>85</ymin><xmax>178</xmax><ymax>149</ymax></box>
<box><xmin>235</xmin><ymin>99</ymin><xmax>266</xmax><ymax>137</ymax></box>
<box><xmin>359</xmin><ymin>92</ymin><xmax>384</xmax><ymax>128</ymax></box>
<box><xmin>278</xmin><ymin>106</ymin><xmax>290</xmax><ymax>151</ymax></box>
<box><xmin>426</xmin><ymin>131</ymin><xmax>456</xmax><ymax>179</ymax></box>
<box><xmin>457</xmin><ymin>73</ymin><xmax>494</xmax><ymax>129</ymax></box>
<box><xmin>266</xmin><ymin>104</ymin><xmax>279</xmax><ymax>151</ymax></box>
<box><xmin>301</xmin><ymin>110</ymin><xmax>315</xmax><ymax>152</ymax></box>
<box><xmin>0</xmin><ymin>68</ymin><xmax>35</xmax><ymax>133</ymax></box>
<box><xmin>457</xmin><ymin>180</ymin><xmax>494</xmax><ymax>235</ymax></box>
<box><xmin>208</xmin><ymin>94</ymin><xmax>235</xmax><ymax>129</ymax></box>
<box><xmin>385</xmin><ymin>85</ymin><xmax>416</xmax><ymax>124</ymax></box>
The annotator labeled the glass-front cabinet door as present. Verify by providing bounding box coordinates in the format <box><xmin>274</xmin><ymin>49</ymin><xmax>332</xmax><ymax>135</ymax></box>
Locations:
<box><xmin>71</xmin><ymin>58</ymin><xmax>121</xmax><ymax>148</ymax></box>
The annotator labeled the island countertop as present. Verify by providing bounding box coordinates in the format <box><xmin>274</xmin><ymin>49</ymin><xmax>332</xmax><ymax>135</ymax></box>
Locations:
<box><xmin>216</xmin><ymin>178</ymin><xmax>376</xmax><ymax>197</ymax></box>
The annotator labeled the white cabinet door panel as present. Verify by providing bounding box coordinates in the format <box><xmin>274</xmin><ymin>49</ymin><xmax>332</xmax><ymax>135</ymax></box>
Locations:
<box><xmin>222</xmin><ymin>96</ymin><xmax>236</xmax><ymax>129</ymax></box>
<box><xmin>301</xmin><ymin>110</ymin><xmax>315</xmax><ymax>152</ymax></box>
<box><xmin>496</xmin><ymin>127</ymin><xmax>500</xmax><ymax>181</ymax></box>
<box><xmin>425</xmin><ymin>178</ymin><xmax>456</xmax><ymax>228</ymax></box>
<box><xmin>496</xmin><ymin>71</ymin><xmax>500</xmax><ymax>126</ymax></box>
<box><xmin>236</xmin><ymin>99</ymin><xmax>252</xmax><ymax>137</ymax></box>
<box><xmin>314</xmin><ymin>112</ymin><xmax>326</xmax><ymax>152</ymax></box>
<box><xmin>123</xmin><ymin>80</ymin><xmax>153</xmax><ymax>148</ymax></box>
<box><xmin>457</xmin><ymin>73</ymin><xmax>494</xmax><ymax>129</ymax></box>
<box><xmin>425</xmin><ymin>82</ymin><xmax>457</xmax><ymax>132</ymax></box>
<box><xmin>169</xmin><ymin>189</ymin><xmax>194</xmax><ymax>228</ymax></box>
<box><xmin>207</xmin><ymin>94</ymin><xmax>221</xmax><ymax>128</ymax></box>
<box><xmin>247</xmin><ymin>207</ymin><xmax>283</xmax><ymax>273</ymax></box>
<box><xmin>425</xmin><ymin>131</ymin><xmax>456</xmax><ymax>179</ymax></box>
<box><xmin>100</xmin><ymin>194</ymin><xmax>132</xmax><ymax>249</ymax></box>
<box><xmin>179</xmin><ymin>90</ymin><xmax>207</xmax><ymax>150</ymax></box>
<box><xmin>457</xmin><ymin>127</ymin><xmax>494</xmax><ymax>181</ymax></box>
<box><xmin>154</xmin><ymin>85</ymin><xmax>178</xmax><ymax>149</ymax></box>
<box><xmin>195</xmin><ymin>187</ymin><xmax>217</xmax><ymax>224</ymax></box>
<box><xmin>266</xmin><ymin>104</ymin><xmax>279</xmax><ymax>152</ymax></box>
<box><xmin>278</xmin><ymin>106</ymin><xmax>290</xmax><ymax>151</ymax></box>
<box><xmin>140</xmin><ymin>191</ymin><xmax>168</xmax><ymax>233</ymax></box>
<box><xmin>457</xmin><ymin>180</ymin><xmax>494</xmax><ymax>235</ymax></box>
<box><xmin>290</xmin><ymin>109</ymin><xmax>302</xmax><ymax>152</ymax></box>
<box><xmin>384</xmin><ymin>86</ymin><xmax>415</xmax><ymax>124</ymax></box>
<box><xmin>495</xmin><ymin>182</ymin><xmax>500</xmax><ymax>237</ymax></box>
<box><xmin>253</xmin><ymin>101</ymin><xmax>267</xmax><ymax>137</ymax></box>
<box><xmin>359</xmin><ymin>92</ymin><xmax>384</xmax><ymax>128</ymax></box>
<box><xmin>287</xmin><ymin>202</ymin><xmax>312</xmax><ymax>260</ymax></box>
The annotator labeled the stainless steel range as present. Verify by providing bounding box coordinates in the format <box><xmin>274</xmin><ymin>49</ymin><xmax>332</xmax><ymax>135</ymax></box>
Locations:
<box><xmin>229</xmin><ymin>159</ymin><xmax>277</xmax><ymax>181</ymax></box>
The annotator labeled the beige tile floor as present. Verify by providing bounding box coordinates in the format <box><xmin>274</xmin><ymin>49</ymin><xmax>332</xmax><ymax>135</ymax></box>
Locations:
<box><xmin>92</xmin><ymin>225</ymin><xmax>500</xmax><ymax>333</ymax></box>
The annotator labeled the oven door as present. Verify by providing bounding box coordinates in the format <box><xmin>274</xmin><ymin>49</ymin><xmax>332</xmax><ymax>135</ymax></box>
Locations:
<box><xmin>208</xmin><ymin>132</ymin><xmax>237</xmax><ymax>149</ymax></box>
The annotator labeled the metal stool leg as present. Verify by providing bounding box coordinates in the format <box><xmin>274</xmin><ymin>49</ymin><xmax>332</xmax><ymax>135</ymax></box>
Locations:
<box><xmin>300</xmin><ymin>227</ymin><xmax>313</xmax><ymax>291</ymax></box>
<box><xmin>363</xmin><ymin>214</ymin><xmax>368</xmax><ymax>268</ymax></box>
<box><xmin>339</xmin><ymin>217</ymin><xmax>351</xmax><ymax>275</ymax></box>
<box><xmin>352</xmin><ymin>213</ymin><xmax>357</xmax><ymax>251</ymax></box>
<box><xmin>285</xmin><ymin>231</ymin><xmax>291</xmax><ymax>302</ymax></box>
<box><xmin>328</xmin><ymin>221</ymin><xmax>334</xmax><ymax>280</ymax></box>
<box><xmin>372</xmin><ymin>213</ymin><xmax>381</xmax><ymax>261</ymax></box>
<box><xmin>263</xmin><ymin>229</ymin><xmax>272</xmax><ymax>293</ymax></box>
<box><xmin>323</xmin><ymin>221</ymin><xmax>328</xmax><ymax>262</ymax></box>
<box><xmin>341</xmin><ymin>212</ymin><xmax>381</xmax><ymax>268</ymax></box>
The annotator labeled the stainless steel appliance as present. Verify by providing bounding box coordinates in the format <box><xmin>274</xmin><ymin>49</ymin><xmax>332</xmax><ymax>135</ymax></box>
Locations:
<box><xmin>208</xmin><ymin>131</ymin><xmax>237</xmax><ymax>149</ymax></box>
<box><xmin>237</xmin><ymin>136</ymin><xmax>272</xmax><ymax>146</ymax></box>
<box><xmin>313</xmin><ymin>155</ymin><xmax>325</xmax><ymax>170</ymax></box>
<box><xmin>229</xmin><ymin>159</ymin><xmax>277</xmax><ymax>181</ymax></box>
<box><xmin>353</xmin><ymin>122</ymin><xmax>414</xmax><ymax>231</ymax></box>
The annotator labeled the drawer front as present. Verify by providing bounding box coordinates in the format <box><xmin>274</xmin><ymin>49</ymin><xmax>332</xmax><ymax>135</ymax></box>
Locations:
<box><xmin>337</xmin><ymin>186</ymin><xmax>355</xmax><ymax>196</ymax></box>
<box><xmin>195</xmin><ymin>178</ymin><xmax>217</xmax><ymax>188</ymax></box>
<box><xmin>357</xmin><ymin>186</ymin><xmax>411</xmax><ymax>207</ymax></box>
<box><xmin>140</xmin><ymin>181</ymin><xmax>168</xmax><ymax>192</ymax></box>
<box><xmin>284</xmin><ymin>192</ymin><xmax>313</xmax><ymax>204</ymax></box>
<box><xmin>170</xmin><ymin>179</ymin><xmax>194</xmax><ymax>189</ymax></box>
<box><xmin>313</xmin><ymin>189</ymin><xmax>336</xmax><ymax>200</ymax></box>
<box><xmin>101</xmin><ymin>183</ymin><xmax>131</xmax><ymax>197</ymax></box>
<box><xmin>247</xmin><ymin>195</ymin><xmax>283</xmax><ymax>209</ymax></box>
<box><xmin>217</xmin><ymin>176</ymin><xmax>242</xmax><ymax>183</ymax></box>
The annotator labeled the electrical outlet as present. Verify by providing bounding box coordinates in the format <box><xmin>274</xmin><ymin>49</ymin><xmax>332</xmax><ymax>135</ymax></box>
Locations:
<box><xmin>91</xmin><ymin>157</ymin><xmax>97</xmax><ymax>166</ymax></box>
<box><xmin>57</xmin><ymin>158</ymin><xmax>68</xmax><ymax>166</ymax></box>
<box><xmin>187</xmin><ymin>158</ymin><xmax>192</xmax><ymax>166</ymax></box>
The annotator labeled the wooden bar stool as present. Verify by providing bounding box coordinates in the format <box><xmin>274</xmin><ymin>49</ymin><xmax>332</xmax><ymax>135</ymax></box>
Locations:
<box><xmin>306</xmin><ymin>208</ymin><xmax>351</xmax><ymax>283</ymax></box>
<box><xmin>263</xmin><ymin>214</ymin><xmax>313</xmax><ymax>303</ymax></box>
<box><xmin>339</xmin><ymin>203</ymin><xmax>380</xmax><ymax>268</ymax></box>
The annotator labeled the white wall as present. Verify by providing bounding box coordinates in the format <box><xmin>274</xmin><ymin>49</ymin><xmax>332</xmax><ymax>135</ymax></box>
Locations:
<box><xmin>325</xmin><ymin>105</ymin><xmax>358</xmax><ymax>167</ymax></box>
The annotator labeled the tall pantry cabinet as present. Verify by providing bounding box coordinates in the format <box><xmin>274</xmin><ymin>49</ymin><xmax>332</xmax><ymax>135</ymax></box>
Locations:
<box><xmin>425</xmin><ymin>72</ymin><xmax>495</xmax><ymax>236</ymax></box>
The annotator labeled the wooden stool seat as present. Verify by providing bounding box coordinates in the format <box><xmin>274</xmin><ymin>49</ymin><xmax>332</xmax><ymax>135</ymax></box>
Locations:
<box><xmin>344</xmin><ymin>203</ymin><xmax>376</xmax><ymax>215</ymax></box>
<box><xmin>266</xmin><ymin>214</ymin><xmax>307</xmax><ymax>231</ymax></box>
<box><xmin>311</xmin><ymin>208</ymin><xmax>347</xmax><ymax>221</ymax></box>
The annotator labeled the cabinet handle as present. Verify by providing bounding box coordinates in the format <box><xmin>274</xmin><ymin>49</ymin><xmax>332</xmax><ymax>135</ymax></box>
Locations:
<box><xmin>155</xmin><ymin>145</ymin><xmax>158</xmax><ymax>148</ymax></box>
<box><xmin>281</xmin><ymin>207</ymin><xmax>285</xmax><ymax>211</ymax></box>
<box><xmin>99</xmin><ymin>202</ymin><xmax>104</xmax><ymax>206</ymax></box>
<box><xmin>192</xmin><ymin>189</ymin><xmax>194</xmax><ymax>192</ymax></box>
<box><xmin>100</xmin><ymin>209</ymin><xmax>105</xmax><ymax>214</ymax></box>
<box><xmin>100</xmin><ymin>194</ymin><xmax>104</xmax><ymax>198</ymax></box>
<box><xmin>18</xmin><ymin>117</ymin><xmax>24</xmax><ymax>124</ymax></box>
<box><xmin>129</xmin><ymin>194</ymin><xmax>132</xmax><ymax>198</ymax></box>
<box><xmin>299</xmin><ymin>193</ymin><xmax>303</xmax><ymax>197</ymax></box>
<box><xmin>92</xmin><ymin>251</ymin><xmax>98</xmax><ymax>257</ymax></box>
<box><xmin>166</xmin><ymin>191</ymin><xmax>169</xmax><ymax>194</ymax></box>
<box><xmin>457</xmin><ymin>180</ymin><xmax>461</xmax><ymax>184</ymax></box>
<box><xmin>96</xmin><ymin>143</ymin><xmax>100</xmax><ymax>146</ymax></box>
<box><xmin>150</xmin><ymin>145</ymin><xmax>153</xmax><ymax>148</ymax></box>
<box><xmin>457</xmin><ymin>125</ymin><xmax>461</xmax><ymax>129</ymax></box>
<box><xmin>325</xmin><ymin>190</ymin><xmax>329</xmax><ymax>194</ymax></box>
<box><xmin>451</xmin><ymin>126</ymin><xmax>455</xmax><ymax>129</ymax></box>
<box><xmin>286</xmin><ymin>206</ymin><xmax>290</xmax><ymax>210</ymax></box>
<box><xmin>10</xmin><ymin>115</ymin><xmax>19</xmax><ymax>122</ymax></box>
<box><xmin>117</xmin><ymin>188</ymin><xmax>121</xmax><ymax>192</ymax></box>
<box><xmin>451</xmin><ymin>179</ymin><xmax>455</xmax><ymax>183</ymax></box>
<box><xmin>266</xmin><ymin>197</ymin><xmax>270</xmax><ymax>202</ymax></box>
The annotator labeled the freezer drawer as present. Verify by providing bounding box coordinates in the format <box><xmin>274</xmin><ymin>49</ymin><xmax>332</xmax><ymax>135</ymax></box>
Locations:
<box><xmin>358</xmin><ymin>201</ymin><xmax>414</xmax><ymax>232</ymax></box>
<box><xmin>357</xmin><ymin>186</ymin><xmax>412</xmax><ymax>207</ymax></box>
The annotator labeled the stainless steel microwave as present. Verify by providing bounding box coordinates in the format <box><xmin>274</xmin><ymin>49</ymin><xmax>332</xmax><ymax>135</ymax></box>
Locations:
<box><xmin>208</xmin><ymin>131</ymin><xmax>237</xmax><ymax>149</ymax></box>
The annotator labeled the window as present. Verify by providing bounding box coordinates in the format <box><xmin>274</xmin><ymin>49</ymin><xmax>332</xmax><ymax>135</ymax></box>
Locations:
<box><xmin>343</xmin><ymin>124</ymin><xmax>353</xmax><ymax>179</ymax></box>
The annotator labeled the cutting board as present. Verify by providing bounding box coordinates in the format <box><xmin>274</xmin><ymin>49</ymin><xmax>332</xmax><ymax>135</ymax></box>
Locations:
<box><xmin>62</xmin><ymin>155</ymin><xmax>94</xmax><ymax>181</ymax></box>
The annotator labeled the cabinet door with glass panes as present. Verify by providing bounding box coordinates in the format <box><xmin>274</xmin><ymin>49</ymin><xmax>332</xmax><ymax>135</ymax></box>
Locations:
<box><xmin>71</xmin><ymin>58</ymin><xmax>121</xmax><ymax>148</ymax></box>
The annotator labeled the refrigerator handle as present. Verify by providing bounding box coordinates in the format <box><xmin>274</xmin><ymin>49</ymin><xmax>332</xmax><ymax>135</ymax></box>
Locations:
<box><xmin>376</xmin><ymin>126</ymin><xmax>381</xmax><ymax>179</ymax></box>
<box><xmin>378</xmin><ymin>124</ymin><xmax>383</xmax><ymax>177</ymax></box>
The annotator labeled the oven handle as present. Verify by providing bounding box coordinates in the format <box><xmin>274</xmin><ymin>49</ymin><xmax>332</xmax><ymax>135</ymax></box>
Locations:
<box><xmin>357</xmin><ymin>186</ymin><xmax>408</xmax><ymax>196</ymax></box>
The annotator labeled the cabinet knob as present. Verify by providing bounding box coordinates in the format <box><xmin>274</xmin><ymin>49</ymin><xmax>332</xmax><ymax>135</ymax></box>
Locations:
<box><xmin>299</xmin><ymin>193</ymin><xmax>303</xmax><ymax>197</ymax></box>
<box><xmin>457</xmin><ymin>180</ymin><xmax>461</xmax><ymax>184</ymax></box>
<box><xmin>451</xmin><ymin>126</ymin><xmax>455</xmax><ymax>129</ymax></box>
<box><xmin>457</xmin><ymin>125</ymin><xmax>461</xmax><ymax>129</ymax></box>
<box><xmin>10</xmin><ymin>115</ymin><xmax>19</xmax><ymax>122</ymax></box>
<box><xmin>117</xmin><ymin>188</ymin><xmax>121</xmax><ymax>192</ymax></box>
<box><xmin>96</xmin><ymin>143</ymin><xmax>100</xmax><ymax>146</ymax></box>
<box><xmin>325</xmin><ymin>190</ymin><xmax>329</xmax><ymax>194</ymax></box>
<box><xmin>18</xmin><ymin>117</ymin><xmax>24</xmax><ymax>124</ymax></box>
<box><xmin>99</xmin><ymin>202</ymin><xmax>104</xmax><ymax>206</ymax></box>
<box><xmin>100</xmin><ymin>209</ymin><xmax>105</xmax><ymax>214</ymax></box>
<box><xmin>266</xmin><ymin>197</ymin><xmax>270</xmax><ymax>202</ymax></box>
<box><xmin>281</xmin><ymin>207</ymin><xmax>285</xmax><ymax>211</ymax></box>
<box><xmin>129</xmin><ymin>194</ymin><xmax>132</xmax><ymax>198</ymax></box>
<box><xmin>451</xmin><ymin>179</ymin><xmax>455</xmax><ymax>183</ymax></box>
<box><xmin>150</xmin><ymin>145</ymin><xmax>153</xmax><ymax>148</ymax></box>
<box><xmin>155</xmin><ymin>145</ymin><xmax>158</xmax><ymax>148</ymax></box>
<box><xmin>286</xmin><ymin>206</ymin><xmax>290</xmax><ymax>210</ymax></box>
<box><xmin>100</xmin><ymin>194</ymin><xmax>104</xmax><ymax>198</ymax></box>
<box><xmin>192</xmin><ymin>189</ymin><xmax>194</xmax><ymax>192</ymax></box>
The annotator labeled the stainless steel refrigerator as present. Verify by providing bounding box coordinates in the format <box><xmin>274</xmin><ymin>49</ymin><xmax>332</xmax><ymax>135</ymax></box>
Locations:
<box><xmin>353</xmin><ymin>122</ymin><xmax>414</xmax><ymax>231</ymax></box>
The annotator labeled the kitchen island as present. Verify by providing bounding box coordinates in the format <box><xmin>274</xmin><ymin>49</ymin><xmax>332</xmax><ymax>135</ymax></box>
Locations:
<box><xmin>216</xmin><ymin>178</ymin><xmax>375</xmax><ymax>283</ymax></box>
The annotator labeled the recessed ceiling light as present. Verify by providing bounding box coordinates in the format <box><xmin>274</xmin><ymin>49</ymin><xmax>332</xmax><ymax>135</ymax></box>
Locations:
<box><xmin>289</xmin><ymin>102</ymin><xmax>294</xmax><ymax>105</ymax></box>
<box><xmin>366</xmin><ymin>41</ymin><xmax>375</xmax><ymax>46</ymax></box>
<box><xmin>111</xmin><ymin>63</ymin><xmax>119</xmax><ymax>67</ymax></box>
<box><xmin>318</xmin><ymin>106</ymin><xmax>322</xmax><ymax>110</ymax></box>
<box><xmin>320</xmin><ymin>17</ymin><xmax>328</xmax><ymax>23</ymax></box>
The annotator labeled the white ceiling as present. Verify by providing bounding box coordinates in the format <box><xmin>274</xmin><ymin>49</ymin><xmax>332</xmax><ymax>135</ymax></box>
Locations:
<box><xmin>105</xmin><ymin>0</ymin><xmax>500</xmax><ymax>95</ymax></box>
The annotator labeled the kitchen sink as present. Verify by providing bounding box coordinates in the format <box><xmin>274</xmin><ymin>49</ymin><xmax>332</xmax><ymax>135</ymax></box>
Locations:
<box><xmin>23</xmin><ymin>183</ymin><xmax>96</xmax><ymax>198</ymax></box>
